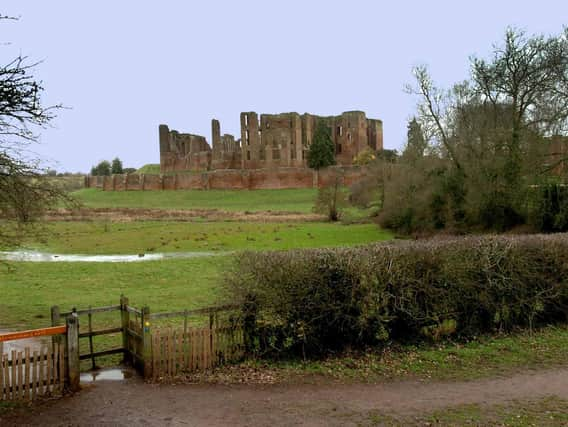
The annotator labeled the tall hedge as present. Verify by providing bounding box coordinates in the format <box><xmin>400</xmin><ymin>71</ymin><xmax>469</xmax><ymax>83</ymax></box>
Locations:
<box><xmin>225</xmin><ymin>234</ymin><xmax>568</xmax><ymax>357</ymax></box>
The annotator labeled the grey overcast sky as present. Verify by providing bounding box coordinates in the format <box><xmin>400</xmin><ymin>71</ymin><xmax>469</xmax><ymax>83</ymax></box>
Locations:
<box><xmin>2</xmin><ymin>1</ymin><xmax>567</xmax><ymax>172</ymax></box>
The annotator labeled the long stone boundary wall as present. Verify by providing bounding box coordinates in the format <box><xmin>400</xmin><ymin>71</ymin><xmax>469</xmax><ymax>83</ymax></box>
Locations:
<box><xmin>84</xmin><ymin>166</ymin><xmax>370</xmax><ymax>191</ymax></box>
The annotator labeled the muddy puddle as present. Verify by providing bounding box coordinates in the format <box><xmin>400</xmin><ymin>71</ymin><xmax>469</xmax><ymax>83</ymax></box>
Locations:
<box><xmin>0</xmin><ymin>250</ymin><xmax>223</xmax><ymax>263</ymax></box>
<box><xmin>80</xmin><ymin>368</ymin><xmax>135</xmax><ymax>383</ymax></box>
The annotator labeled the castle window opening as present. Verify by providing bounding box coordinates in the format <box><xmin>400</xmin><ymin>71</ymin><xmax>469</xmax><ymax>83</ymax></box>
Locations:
<box><xmin>247</xmin><ymin>151</ymin><xmax>251</xmax><ymax>160</ymax></box>
<box><xmin>244</xmin><ymin>115</ymin><xmax>248</xmax><ymax>127</ymax></box>
<box><xmin>337</xmin><ymin>143</ymin><xmax>342</xmax><ymax>154</ymax></box>
<box><xmin>337</xmin><ymin>126</ymin><xmax>343</xmax><ymax>136</ymax></box>
<box><xmin>347</xmin><ymin>133</ymin><xmax>351</xmax><ymax>141</ymax></box>
<box><xmin>245</xmin><ymin>130</ymin><xmax>250</xmax><ymax>145</ymax></box>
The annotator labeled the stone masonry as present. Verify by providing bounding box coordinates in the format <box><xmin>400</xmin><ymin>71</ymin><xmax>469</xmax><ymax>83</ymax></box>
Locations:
<box><xmin>159</xmin><ymin>111</ymin><xmax>383</xmax><ymax>173</ymax></box>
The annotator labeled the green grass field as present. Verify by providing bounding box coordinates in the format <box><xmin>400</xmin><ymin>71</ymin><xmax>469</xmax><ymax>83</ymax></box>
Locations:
<box><xmin>17</xmin><ymin>221</ymin><xmax>392</xmax><ymax>254</ymax></box>
<box><xmin>72</xmin><ymin>188</ymin><xmax>320</xmax><ymax>212</ymax></box>
<box><xmin>0</xmin><ymin>257</ymin><xmax>226</xmax><ymax>330</ymax></box>
<box><xmin>3</xmin><ymin>186</ymin><xmax>567</xmax><ymax>384</ymax></box>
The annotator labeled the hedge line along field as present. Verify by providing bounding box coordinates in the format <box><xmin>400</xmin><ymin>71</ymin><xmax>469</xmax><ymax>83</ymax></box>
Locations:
<box><xmin>227</xmin><ymin>233</ymin><xmax>568</xmax><ymax>357</ymax></box>
<box><xmin>14</xmin><ymin>221</ymin><xmax>393</xmax><ymax>254</ymax></box>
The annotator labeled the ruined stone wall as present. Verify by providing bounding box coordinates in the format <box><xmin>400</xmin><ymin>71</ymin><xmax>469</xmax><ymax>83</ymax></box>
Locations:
<box><xmin>234</xmin><ymin>111</ymin><xmax>383</xmax><ymax>170</ymax></box>
<box><xmin>160</xmin><ymin>111</ymin><xmax>383</xmax><ymax>174</ymax></box>
<box><xmin>211</xmin><ymin>119</ymin><xmax>242</xmax><ymax>169</ymax></box>
<box><xmin>85</xmin><ymin>166</ymin><xmax>369</xmax><ymax>191</ymax></box>
<box><xmin>159</xmin><ymin>124</ymin><xmax>212</xmax><ymax>173</ymax></box>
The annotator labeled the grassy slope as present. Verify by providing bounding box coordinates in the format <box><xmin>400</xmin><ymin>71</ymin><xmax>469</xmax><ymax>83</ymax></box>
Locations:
<box><xmin>72</xmin><ymin>188</ymin><xmax>319</xmax><ymax>212</ymax></box>
<box><xmin>135</xmin><ymin>164</ymin><xmax>161</xmax><ymax>174</ymax></box>
<box><xmin>20</xmin><ymin>221</ymin><xmax>392</xmax><ymax>254</ymax></box>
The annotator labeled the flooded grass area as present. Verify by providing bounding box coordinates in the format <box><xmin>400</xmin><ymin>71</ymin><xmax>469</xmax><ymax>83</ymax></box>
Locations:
<box><xmin>0</xmin><ymin>250</ymin><xmax>221</xmax><ymax>263</ymax></box>
<box><xmin>7</xmin><ymin>221</ymin><xmax>392</xmax><ymax>255</ymax></box>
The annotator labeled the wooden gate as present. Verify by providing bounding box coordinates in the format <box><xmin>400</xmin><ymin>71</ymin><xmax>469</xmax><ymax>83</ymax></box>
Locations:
<box><xmin>150</xmin><ymin>325</ymin><xmax>243</xmax><ymax>381</ymax></box>
<box><xmin>1</xmin><ymin>295</ymin><xmax>247</xmax><ymax>396</ymax></box>
<box><xmin>0</xmin><ymin>326</ymin><xmax>66</xmax><ymax>401</ymax></box>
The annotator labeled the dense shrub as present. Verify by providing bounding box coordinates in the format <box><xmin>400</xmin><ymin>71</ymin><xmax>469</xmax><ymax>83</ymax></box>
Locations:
<box><xmin>530</xmin><ymin>183</ymin><xmax>568</xmax><ymax>232</ymax></box>
<box><xmin>225</xmin><ymin>234</ymin><xmax>568</xmax><ymax>357</ymax></box>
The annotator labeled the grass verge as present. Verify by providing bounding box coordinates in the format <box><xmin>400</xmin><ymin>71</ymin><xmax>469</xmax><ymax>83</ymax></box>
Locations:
<box><xmin>364</xmin><ymin>396</ymin><xmax>568</xmax><ymax>426</ymax></box>
<box><xmin>183</xmin><ymin>325</ymin><xmax>568</xmax><ymax>384</ymax></box>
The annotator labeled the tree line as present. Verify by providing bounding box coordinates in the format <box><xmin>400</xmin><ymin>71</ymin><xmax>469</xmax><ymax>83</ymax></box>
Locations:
<box><xmin>89</xmin><ymin>158</ymin><xmax>136</xmax><ymax>176</ymax></box>
<box><xmin>371</xmin><ymin>27</ymin><xmax>568</xmax><ymax>234</ymax></box>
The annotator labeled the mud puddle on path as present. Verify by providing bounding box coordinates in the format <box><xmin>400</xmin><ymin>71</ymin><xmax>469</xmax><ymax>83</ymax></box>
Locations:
<box><xmin>80</xmin><ymin>367</ymin><xmax>135</xmax><ymax>383</ymax></box>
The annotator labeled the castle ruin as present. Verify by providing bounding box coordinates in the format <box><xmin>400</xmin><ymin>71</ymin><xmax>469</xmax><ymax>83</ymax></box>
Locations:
<box><xmin>159</xmin><ymin>111</ymin><xmax>383</xmax><ymax>173</ymax></box>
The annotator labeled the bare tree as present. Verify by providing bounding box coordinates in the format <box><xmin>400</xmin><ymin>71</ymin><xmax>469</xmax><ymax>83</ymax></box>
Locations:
<box><xmin>314</xmin><ymin>171</ymin><xmax>347</xmax><ymax>222</ymax></box>
<box><xmin>471</xmin><ymin>27</ymin><xmax>568</xmax><ymax>183</ymax></box>
<box><xmin>0</xmin><ymin>15</ymin><xmax>71</xmax><ymax>245</ymax></box>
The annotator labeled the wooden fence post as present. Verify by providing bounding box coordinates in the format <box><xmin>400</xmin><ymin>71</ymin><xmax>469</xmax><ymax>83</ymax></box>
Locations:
<box><xmin>51</xmin><ymin>306</ymin><xmax>61</xmax><ymax>349</ymax></box>
<box><xmin>66</xmin><ymin>312</ymin><xmax>80</xmax><ymax>392</ymax></box>
<box><xmin>120</xmin><ymin>295</ymin><xmax>130</xmax><ymax>364</ymax></box>
<box><xmin>141</xmin><ymin>306</ymin><xmax>152</xmax><ymax>378</ymax></box>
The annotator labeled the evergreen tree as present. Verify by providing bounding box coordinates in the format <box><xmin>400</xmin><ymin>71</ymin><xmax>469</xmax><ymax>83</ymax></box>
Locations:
<box><xmin>111</xmin><ymin>157</ymin><xmax>124</xmax><ymax>174</ymax></box>
<box><xmin>402</xmin><ymin>117</ymin><xmax>427</xmax><ymax>162</ymax></box>
<box><xmin>307</xmin><ymin>120</ymin><xmax>335</xmax><ymax>170</ymax></box>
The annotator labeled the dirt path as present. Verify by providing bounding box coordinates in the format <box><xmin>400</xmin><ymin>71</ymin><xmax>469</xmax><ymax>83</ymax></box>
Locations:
<box><xmin>4</xmin><ymin>367</ymin><xmax>568</xmax><ymax>426</ymax></box>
